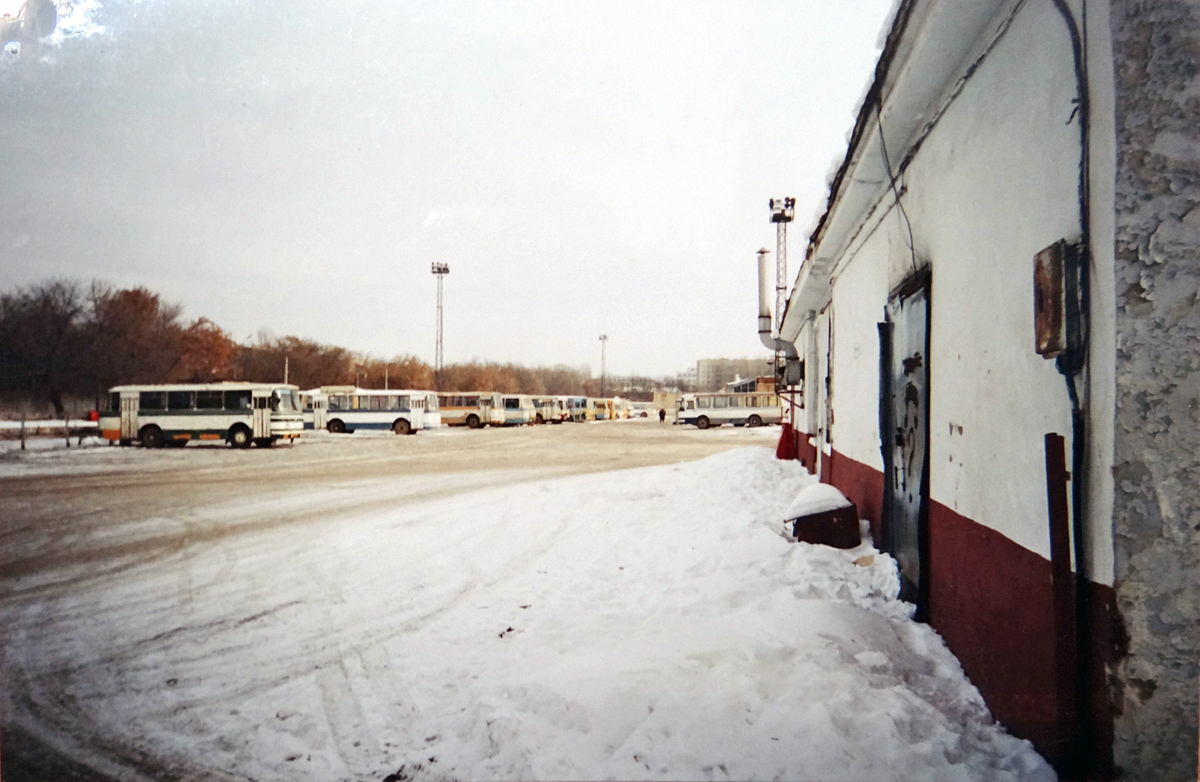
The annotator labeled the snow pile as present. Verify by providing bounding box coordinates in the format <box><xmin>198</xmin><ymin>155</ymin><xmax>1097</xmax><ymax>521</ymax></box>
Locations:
<box><xmin>783</xmin><ymin>481</ymin><xmax>853</xmax><ymax>520</ymax></box>
<box><xmin>3</xmin><ymin>447</ymin><xmax>1053</xmax><ymax>781</ymax></box>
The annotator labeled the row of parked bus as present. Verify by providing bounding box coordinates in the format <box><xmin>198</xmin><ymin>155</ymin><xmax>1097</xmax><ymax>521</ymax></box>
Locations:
<box><xmin>95</xmin><ymin>383</ymin><xmax>668</xmax><ymax>447</ymax></box>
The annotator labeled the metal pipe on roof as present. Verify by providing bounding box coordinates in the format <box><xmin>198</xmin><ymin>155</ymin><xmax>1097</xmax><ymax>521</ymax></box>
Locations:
<box><xmin>757</xmin><ymin>249</ymin><xmax>798</xmax><ymax>358</ymax></box>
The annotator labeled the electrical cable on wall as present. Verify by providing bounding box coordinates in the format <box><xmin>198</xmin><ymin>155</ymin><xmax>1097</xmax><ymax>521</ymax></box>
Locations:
<box><xmin>876</xmin><ymin>105</ymin><xmax>919</xmax><ymax>275</ymax></box>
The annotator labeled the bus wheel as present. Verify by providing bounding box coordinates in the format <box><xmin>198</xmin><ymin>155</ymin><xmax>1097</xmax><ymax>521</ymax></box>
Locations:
<box><xmin>748</xmin><ymin>414</ymin><xmax>763</xmax><ymax>427</ymax></box>
<box><xmin>392</xmin><ymin>419</ymin><xmax>411</xmax><ymax>436</ymax></box>
<box><xmin>140</xmin><ymin>425</ymin><xmax>164</xmax><ymax>448</ymax></box>
<box><xmin>696</xmin><ymin>416</ymin><xmax>710</xmax><ymax>430</ymax></box>
<box><xmin>535</xmin><ymin>413</ymin><xmax>544</xmax><ymax>424</ymax></box>
<box><xmin>466</xmin><ymin>414</ymin><xmax>480</xmax><ymax>429</ymax></box>
<box><xmin>228</xmin><ymin>425</ymin><xmax>252</xmax><ymax>448</ymax></box>
<box><xmin>327</xmin><ymin>419</ymin><xmax>346</xmax><ymax>434</ymax></box>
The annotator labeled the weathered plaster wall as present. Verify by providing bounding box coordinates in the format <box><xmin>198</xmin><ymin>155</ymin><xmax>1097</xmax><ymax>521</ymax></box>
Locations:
<box><xmin>1109</xmin><ymin>2</ymin><xmax>1200</xmax><ymax>778</ymax></box>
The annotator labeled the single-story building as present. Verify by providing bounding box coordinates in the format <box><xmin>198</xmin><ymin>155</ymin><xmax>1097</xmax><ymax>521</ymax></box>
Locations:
<box><xmin>765</xmin><ymin>0</ymin><xmax>1199</xmax><ymax>778</ymax></box>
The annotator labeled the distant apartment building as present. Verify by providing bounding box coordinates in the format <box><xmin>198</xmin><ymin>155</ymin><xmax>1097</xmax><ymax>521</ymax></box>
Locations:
<box><xmin>674</xmin><ymin>367</ymin><xmax>698</xmax><ymax>390</ymax></box>
<box><xmin>695</xmin><ymin>358</ymin><xmax>774</xmax><ymax>391</ymax></box>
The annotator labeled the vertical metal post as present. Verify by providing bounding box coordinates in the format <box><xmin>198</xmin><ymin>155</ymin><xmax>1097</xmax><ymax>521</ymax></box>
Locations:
<box><xmin>1045</xmin><ymin>432</ymin><xmax>1079</xmax><ymax>767</ymax></box>
<box><xmin>599</xmin><ymin>335</ymin><xmax>608</xmax><ymax>398</ymax></box>
<box><xmin>432</xmin><ymin>262</ymin><xmax>449</xmax><ymax>390</ymax></box>
<box><xmin>284</xmin><ymin>356</ymin><xmax>289</xmax><ymax>385</ymax></box>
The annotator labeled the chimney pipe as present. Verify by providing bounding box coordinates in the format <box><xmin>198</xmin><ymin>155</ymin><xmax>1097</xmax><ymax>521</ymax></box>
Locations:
<box><xmin>757</xmin><ymin>249</ymin><xmax>798</xmax><ymax>358</ymax></box>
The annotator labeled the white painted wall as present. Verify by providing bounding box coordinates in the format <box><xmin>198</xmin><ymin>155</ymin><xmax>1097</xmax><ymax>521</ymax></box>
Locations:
<box><xmin>829</xmin><ymin>235</ymin><xmax>891</xmax><ymax>472</ymax></box>
<box><xmin>811</xmin><ymin>0</ymin><xmax>1115</xmax><ymax>578</ymax></box>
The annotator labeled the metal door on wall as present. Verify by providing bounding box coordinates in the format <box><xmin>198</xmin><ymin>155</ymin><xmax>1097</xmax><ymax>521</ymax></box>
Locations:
<box><xmin>881</xmin><ymin>276</ymin><xmax>930</xmax><ymax>614</ymax></box>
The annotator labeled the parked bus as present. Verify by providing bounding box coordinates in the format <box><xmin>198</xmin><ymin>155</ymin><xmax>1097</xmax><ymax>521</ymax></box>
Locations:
<box><xmin>420</xmin><ymin>391</ymin><xmax>442</xmax><ymax>429</ymax></box>
<box><xmin>592</xmin><ymin>398</ymin><xmax>614</xmax><ymax>421</ymax></box>
<box><xmin>437</xmin><ymin>392</ymin><xmax>504</xmax><ymax>428</ymax></box>
<box><xmin>532</xmin><ymin>396</ymin><xmax>567</xmax><ymax>424</ymax></box>
<box><xmin>561</xmin><ymin>396</ymin><xmax>588</xmax><ymax>422</ymax></box>
<box><xmin>301</xmin><ymin>385</ymin><xmax>354</xmax><ymax>431</ymax></box>
<box><xmin>677</xmin><ymin>391</ymin><xmax>783</xmax><ymax>430</ymax></box>
<box><xmin>323</xmin><ymin>389</ymin><xmax>425</xmax><ymax>435</ymax></box>
<box><xmin>499</xmin><ymin>394</ymin><xmax>536</xmax><ymax>426</ymax></box>
<box><xmin>99</xmin><ymin>382</ymin><xmax>303</xmax><ymax>448</ymax></box>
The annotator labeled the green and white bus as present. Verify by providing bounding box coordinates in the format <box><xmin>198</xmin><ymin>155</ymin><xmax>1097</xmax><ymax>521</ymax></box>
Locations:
<box><xmin>99</xmin><ymin>383</ymin><xmax>304</xmax><ymax>448</ymax></box>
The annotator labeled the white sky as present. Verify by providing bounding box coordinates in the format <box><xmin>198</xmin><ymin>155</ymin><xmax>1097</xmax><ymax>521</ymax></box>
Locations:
<box><xmin>0</xmin><ymin>0</ymin><xmax>893</xmax><ymax>377</ymax></box>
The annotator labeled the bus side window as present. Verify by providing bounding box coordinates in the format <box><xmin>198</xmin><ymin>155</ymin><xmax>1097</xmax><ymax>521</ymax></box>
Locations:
<box><xmin>168</xmin><ymin>391</ymin><xmax>194</xmax><ymax>410</ymax></box>
<box><xmin>224</xmin><ymin>390</ymin><xmax>252</xmax><ymax>411</ymax></box>
<box><xmin>108</xmin><ymin>392</ymin><xmax>121</xmax><ymax>412</ymax></box>
<box><xmin>196</xmin><ymin>391</ymin><xmax>222</xmax><ymax>410</ymax></box>
<box><xmin>140</xmin><ymin>391</ymin><xmax>167</xmax><ymax>411</ymax></box>
<box><xmin>713</xmin><ymin>397</ymin><xmax>728</xmax><ymax>409</ymax></box>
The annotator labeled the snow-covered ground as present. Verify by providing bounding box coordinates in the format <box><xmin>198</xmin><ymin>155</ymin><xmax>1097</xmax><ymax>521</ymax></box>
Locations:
<box><xmin>2</xmin><ymin>446</ymin><xmax>1052</xmax><ymax>781</ymax></box>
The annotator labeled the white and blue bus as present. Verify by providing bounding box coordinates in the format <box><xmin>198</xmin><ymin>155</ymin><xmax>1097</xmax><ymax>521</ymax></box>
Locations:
<box><xmin>323</xmin><ymin>389</ymin><xmax>426</xmax><ymax>435</ymax></box>
<box><xmin>499</xmin><ymin>394</ymin><xmax>536</xmax><ymax>426</ymax></box>
<box><xmin>677</xmin><ymin>391</ymin><xmax>783</xmax><ymax>430</ymax></box>
<box><xmin>99</xmin><ymin>382</ymin><xmax>303</xmax><ymax>448</ymax></box>
<box><xmin>561</xmin><ymin>396</ymin><xmax>588</xmax><ymax>422</ymax></box>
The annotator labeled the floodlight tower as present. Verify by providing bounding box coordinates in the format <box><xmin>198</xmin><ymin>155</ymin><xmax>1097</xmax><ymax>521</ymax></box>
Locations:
<box><xmin>769</xmin><ymin>198</ymin><xmax>795</xmax><ymax>337</ymax></box>
<box><xmin>431</xmin><ymin>262</ymin><xmax>449</xmax><ymax>388</ymax></box>
<box><xmin>599</xmin><ymin>334</ymin><xmax>608</xmax><ymax>397</ymax></box>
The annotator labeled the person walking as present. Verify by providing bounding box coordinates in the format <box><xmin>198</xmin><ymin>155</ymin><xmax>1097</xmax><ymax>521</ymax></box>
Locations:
<box><xmin>658</xmin><ymin>408</ymin><xmax>666</xmax><ymax>423</ymax></box>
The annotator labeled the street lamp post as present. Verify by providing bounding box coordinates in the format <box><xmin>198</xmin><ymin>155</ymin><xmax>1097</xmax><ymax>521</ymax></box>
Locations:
<box><xmin>432</xmin><ymin>262</ymin><xmax>449</xmax><ymax>390</ymax></box>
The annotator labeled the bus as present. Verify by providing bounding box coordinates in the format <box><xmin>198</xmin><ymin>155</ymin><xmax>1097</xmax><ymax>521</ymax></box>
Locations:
<box><xmin>437</xmin><ymin>392</ymin><xmax>505</xmax><ymax>428</ymax></box>
<box><xmin>323</xmin><ymin>389</ymin><xmax>426</xmax><ymax>435</ymax></box>
<box><xmin>99</xmin><ymin>382</ymin><xmax>303</xmax><ymax>448</ymax></box>
<box><xmin>301</xmin><ymin>385</ymin><xmax>355</xmax><ymax>431</ymax></box>
<box><xmin>677</xmin><ymin>391</ymin><xmax>783</xmax><ymax>430</ymax></box>
<box><xmin>561</xmin><ymin>396</ymin><xmax>588</xmax><ymax>422</ymax></box>
<box><xmin>592</xmin><ymin>398</ymin><xmax>614</xmax><ymax>421</ymax></box>
<box><xmin>499</xmin><ymin>394</ymin><xmax>536</xmax><ymax>426</ymax></box>
<box><xmin>532</xmin><ymin>396</ymin><xmax>567</xmax><ymax>424</ymax></box>
<box><xmin>420</xmin><ymin>391</ymin><xmax>442</xmax><ymax>429</ymax></box>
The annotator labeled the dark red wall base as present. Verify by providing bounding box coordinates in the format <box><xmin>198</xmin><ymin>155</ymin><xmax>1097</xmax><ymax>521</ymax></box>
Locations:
<box><xmin>823</xmin><ymin>449</ymin><xmax>1115</xmax><ymax>776</ymax></box>
<box><xmin>826</xmin><ymin>450</ymin><xmax>884</xmax><ymax>547</ymax></box>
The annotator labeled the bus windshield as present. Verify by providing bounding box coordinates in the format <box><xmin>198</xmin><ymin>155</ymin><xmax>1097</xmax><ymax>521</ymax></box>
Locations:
<box><xmin>273</xmin><ymin>389</ymin><xmax>300</xmax><ymax>412</ymax></box>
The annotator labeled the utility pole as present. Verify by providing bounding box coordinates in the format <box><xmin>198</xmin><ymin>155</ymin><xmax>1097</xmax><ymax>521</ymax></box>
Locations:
<box><xmin>432</xmin><ymin>262</ymin><xmax>449</xmax><ymax>390</ymax></box>
<box><xmin>599</xmin><ymin>334</ymin><xmax>608</xmax><ymax>397</ymax></box>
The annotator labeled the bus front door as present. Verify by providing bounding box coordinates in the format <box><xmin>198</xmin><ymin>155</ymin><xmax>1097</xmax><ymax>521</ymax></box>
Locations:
<box><xmin>120</xmin><ymin>396</ymin><xmax>138</xmax><ymax>440</ymax></box>
<box><xmin>253</xmin><ymin>396</ymin><xmax>271</xmax><ymax>439</ymax></box>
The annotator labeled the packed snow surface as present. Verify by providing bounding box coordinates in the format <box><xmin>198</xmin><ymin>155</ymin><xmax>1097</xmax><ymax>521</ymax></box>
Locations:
<box><xmin>3</xmin><ymin>447</ymin><xmax>1052</xmax><ymax>781</ymax></box>
<box><xmin>783</xmin><ymin>481</ymin><xmax>853</xmax><ymax>520</ymax></box>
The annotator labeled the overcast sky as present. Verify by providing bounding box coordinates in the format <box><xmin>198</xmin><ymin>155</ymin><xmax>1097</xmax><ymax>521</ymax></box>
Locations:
<box><xmin>0</xmin><ymin>0</ymin><xmax>893</xmax><ymax>378</ymax></box>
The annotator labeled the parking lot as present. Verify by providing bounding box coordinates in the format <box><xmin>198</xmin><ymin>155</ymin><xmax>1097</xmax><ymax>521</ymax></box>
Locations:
<box><xmin>0</xmin><ymin>420</ymin><xmax>780</xmax><ymax>781</ymax></box>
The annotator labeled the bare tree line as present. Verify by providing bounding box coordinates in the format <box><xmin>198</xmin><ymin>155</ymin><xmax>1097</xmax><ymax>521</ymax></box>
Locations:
<box><xmin>0</xmin><ymin>279</ymin><xmax>670</xmax><ymax>416</ymax></box>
